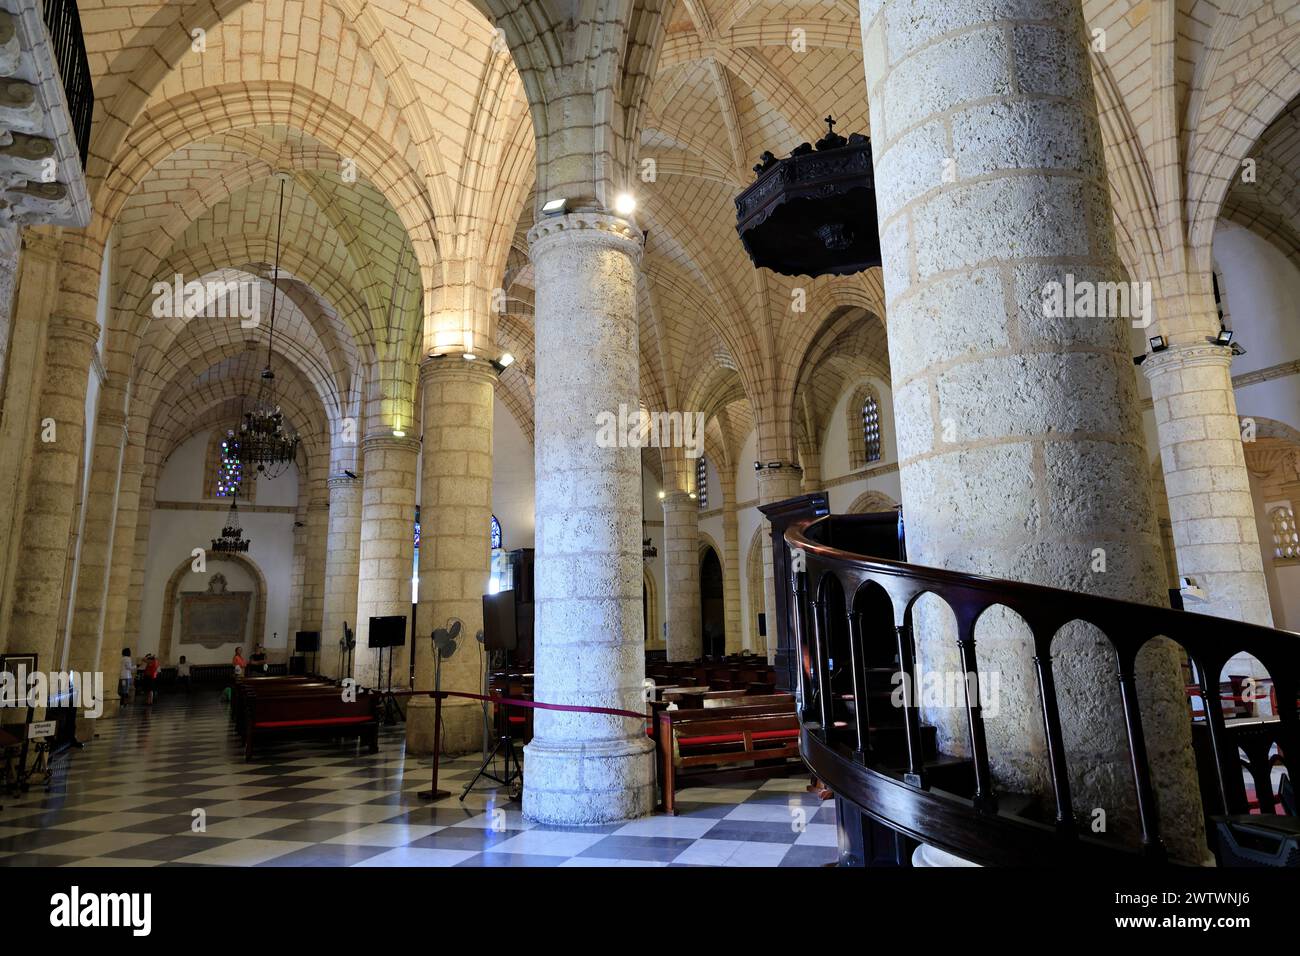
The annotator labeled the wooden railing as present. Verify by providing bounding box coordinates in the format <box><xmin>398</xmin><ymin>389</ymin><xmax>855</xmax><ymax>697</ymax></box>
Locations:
<box><xmin>41</xmin><ymin>0</ymin><xmax>93</xmax><ymax>167</ymax></box>
<box><xmin>774</xmin><ymin>504</ymin><xmax>1300</xmax><ymax>865</ymax></box>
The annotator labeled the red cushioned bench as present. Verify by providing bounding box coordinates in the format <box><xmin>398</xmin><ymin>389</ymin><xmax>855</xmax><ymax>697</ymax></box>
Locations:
<box><xmin>243</xmin><ymin>688</ymin><xmax>380</xmax><ymax>760</ymax></box>
<box><xmin>657</xmin><ymin>698</ymin><xmax>803</xmax><ymax>814</ymax></box>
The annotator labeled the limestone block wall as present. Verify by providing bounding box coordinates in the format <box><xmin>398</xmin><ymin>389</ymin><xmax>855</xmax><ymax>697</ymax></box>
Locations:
<box><xmin>662</xmin><ymin>491</ymin><xmax>702</xmax><ymax>661</ymax></box>
<box><xmin>321</xmin><ymin>473</ymin><xmax>363</xmax><ymax>678</ymax></box>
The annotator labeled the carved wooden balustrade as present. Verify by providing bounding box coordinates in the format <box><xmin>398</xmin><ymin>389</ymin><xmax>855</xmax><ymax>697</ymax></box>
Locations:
<box><xmin>768</xmin><ymin>500</ymin><xmax>1299</xmax><ymax>866</ymax></box>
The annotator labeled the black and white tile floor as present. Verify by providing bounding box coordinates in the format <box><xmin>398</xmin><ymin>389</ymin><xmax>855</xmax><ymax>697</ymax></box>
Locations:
<box><xmin>0</xmin><ymin>695</ymin><xmax>839</xmax><ymax>867</ymax></box>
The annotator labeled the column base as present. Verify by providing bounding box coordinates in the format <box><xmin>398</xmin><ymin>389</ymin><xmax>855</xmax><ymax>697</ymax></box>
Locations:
<box><xmin>522</xmin><ymin>735</ymin><xmax>656</xmax><ymax>826</ymax></box>
<box><xmin>405</xmin><ymin>696</ymin><xmax>485</xmax><ymax>756</ymax></box>
<box><xmin>911</xmin><ymin>843</ymin><xmax>981</xmax><ymax>867</ymax></box>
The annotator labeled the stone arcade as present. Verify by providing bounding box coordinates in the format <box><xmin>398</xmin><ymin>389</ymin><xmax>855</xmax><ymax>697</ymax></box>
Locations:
<box><xmin>0</xmin><ymin>0</ymin><xmax>1296</xmax><ymax>870</ymax></box>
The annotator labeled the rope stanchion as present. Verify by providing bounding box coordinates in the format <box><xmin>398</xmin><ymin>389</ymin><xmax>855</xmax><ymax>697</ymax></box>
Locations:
<box><xmin>412</xmin><ymin>688</ymin><xmax>651</xmax><ymax>802</ymax></box>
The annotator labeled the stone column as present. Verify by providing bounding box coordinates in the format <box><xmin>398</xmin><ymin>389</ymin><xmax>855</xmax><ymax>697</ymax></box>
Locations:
<box><xmin>7</xmin><ymin>311</ymin><xmax>100</xmax><ymax>674</ymax></box>
<box><xmin>522</xmin><ymin>212</ymin><xmax>656</xmax><ymax>825</ymax></box>
<box><xmin>97</xmin><ymin>444</ymin><xmax>144</xmax><ymax>721</ymax></box>
<box><xmin>720</xmin><ymin>471</ymin><xmax>743</xmax><ymax>653</ymax></box>
<box><xmin>0</xmin><ymin>228</ymin><xmax>61</xmax><ymax>650</ymax></box>
<box><xmin>756</xmin><ymin>465</ymin><xmax>801</xmax><ymax>663</ymax></box>
<box><xmin>860</xmin><ymin>0</ymin><xmax>1204</xmax><ymax>860</ymax></box>
<box><xmin>66</xmin><ymin>395</ymin><xmax>128</xmax><ymax>723</ymax></box>
<box><xmin>662</xmin><ymin>491</ymin><xmax>701</xmax><ymax>661</ymax></box>
<box><xmin>321</xmin><ymin>473</ymin><xmax>363</xmax><ymax>679</ymax></box>
<box><xmin>1143</xmin><ymin>344</ymin><xmax>1273</xmax><ymax>625</ymax></box>
<box><xmin>353</xmin><ymin>434</ymin><xmax>418</xmax><ymax>689</ymax></box>
<box><xmin>407</xmin><ymin>357</ymin><xmax>495</xmax><ymax>755</ymax></box>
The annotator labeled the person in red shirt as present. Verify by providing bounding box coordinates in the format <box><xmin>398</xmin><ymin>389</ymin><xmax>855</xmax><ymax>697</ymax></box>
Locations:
<box><xmin>142</xmin><ymin>654</ymin><xmax>160</xmax><ymax>706</ymax></box>
<box><xmin>232</xmin><ymin>647</ymin><xmax>246</xmax><ymax>679</ymax></box>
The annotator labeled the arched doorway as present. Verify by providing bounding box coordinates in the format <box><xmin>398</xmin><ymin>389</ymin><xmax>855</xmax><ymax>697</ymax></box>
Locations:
<box><xmin>700</xmin><ymin>545</ymin><xmax>724</xmax><ymax>656</ymax></box>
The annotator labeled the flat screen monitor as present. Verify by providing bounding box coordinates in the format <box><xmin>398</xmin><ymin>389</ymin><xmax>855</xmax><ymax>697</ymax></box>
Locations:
<box><xmin>367</xmin><ymin>615</ymin><xmax>407</xmax><ymax>649</ymax></box>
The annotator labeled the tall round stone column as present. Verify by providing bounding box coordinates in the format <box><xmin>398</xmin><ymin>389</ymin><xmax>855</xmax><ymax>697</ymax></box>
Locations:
<box><xmin>757</xmin><ymin>465</ymin><xmax>802</xmax><ymax>663</ymax></box>
<box><xmin>97</xmin><ymin>446</ymin><xmax>144</xmax><ymax>721</ymax></box>
<box><xmin>860</xmin><ymin>0</ymin><xmax>1204</xmax><ymax>860</ymax></box>
<box><xmin>720</xmin><ymin>471</ymin><xmax>743</xmax><ymax>653</ymax></box>
<box><xmin>523</xmin><ymin>212</ymin><xmax>656</xmax><ymax>825</ymax></box>
<box><xmin>300</xmin><ymin>498</ymin><xmax>329</xmax><ymax>632</ymax></box>
<box><xmin>662</xmin><ymin>491</ymin><xmax>702</xmax><ymax>661</ymax></box>
<box><xmin>66</xmin><ymin>398</ymin><xmax>127</xmax><ymax>731</ymax></box>
<box><xmin>321</xmin><ymin>473</ymin><xmax>363</xmax><ymax>678</ymax></box>
<box><xmin>7</xmin><ymin>311</ymin><xmax>101</xmax><ymax>675</ymax></box>
<box><xmin>1143</xmin><ymin>344</ymin><xmax>1273</xmax><ymax>625</ymax></box>
<box><xmin>407</xmin><ymin>357</ymin><xmax>495</xmax><ymax>755</ymax></box>
<box><xmin>353</xmin><ymin>435</ymin><xmax>419</xmax><ymax>689</ymax></box>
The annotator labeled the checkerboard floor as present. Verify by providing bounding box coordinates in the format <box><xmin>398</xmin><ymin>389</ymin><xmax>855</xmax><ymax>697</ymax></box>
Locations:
<box><xmin>0</xmin><ymin>695</ymin><xmax>838</xmax><ymax>867</ymax></box>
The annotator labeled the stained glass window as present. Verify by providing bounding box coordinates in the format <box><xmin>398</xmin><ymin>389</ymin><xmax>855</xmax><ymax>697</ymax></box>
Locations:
<box><xmin>215</xmin><ymin>433</ymin><xmax>244</xmax><ymax>497</ymax></box>
<box><xmin>490</xmin><ymin>514</ymin><xmax>502</xmax><ymax>550</ymax></box>
<box><xmin>695</xmin><ymin>456</ymin><xmax>708</xmax><ymax>510</ymax></box>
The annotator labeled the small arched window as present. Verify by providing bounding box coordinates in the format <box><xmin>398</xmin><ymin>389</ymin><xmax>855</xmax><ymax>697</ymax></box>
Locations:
<box><xmin>695</xmin><ymin>456</ymin><xmax>709</xmax><ymax>510</ymax></box>
<box><xmin>1271</xmin><ymin>506</ymin><xmax>1299</xmax><ymax>561</ymax></box>
<box><xmin>862</xmin><ymin>394</ymin><xmax>882</xmax><ymax>463</ymax></box>
<box><xmin>490</xmin><ymin>514</ymin><xmax>502</xmax><ymax>551</ymax></box>
<box><xmin>205</xmin><ymin>428</ymin><xmax>254</xmax><ymax>503</ymax></box>
<box><xmin>847</xmin><ymin>382</ymin><xmax>885</xmax><ymax>471</ymax></box>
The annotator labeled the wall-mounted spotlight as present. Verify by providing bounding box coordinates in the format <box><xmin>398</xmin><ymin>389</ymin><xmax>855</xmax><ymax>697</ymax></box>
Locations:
<box><xmin>1214</xmin><ymin>328</ymin><xmax>1234</xmax><ymax>346</ymax></box>
<box><xmin>498</xmin><ymin>352</ymin><xmax>515</xmax><ymax>368</ymax></box>
<box><xmin>462</xmin><ymin>352</ymin><xmax>476</xmax><ymax>361</ymax></box>
<box><xmin>542</xmin><ymin>197</ymin><xmax>568</xmax><ymax>216</ymax></box>
<box><xmin>392</xmin><ymin>428</ymin><xmax>406</xmax><ymax>438</ymax></box>
<box><xmin>1148</xmin><ymin>335</ymin><xmax>1168</xmax><ymax>353</ymax></box>
<box><xmin>344</xmin><ymin>470</ymin><xmax>358</xmax><ymax>480</ymax></box>
<box><xmin>657</xmin><ymin>490</ymin><xmax>666</xmax><ymax>500</ymax></box>
<box><xmin>613</xmin><ymin>192</ymin><xmax>636</xmax><ymax>217</ymax></box>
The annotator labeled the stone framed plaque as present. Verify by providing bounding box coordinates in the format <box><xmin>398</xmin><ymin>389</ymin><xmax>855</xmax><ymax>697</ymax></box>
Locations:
<box><xmin>179</xmin><ymin>574</ymin><xmax>251</xmax><ymax>648</ymax></box>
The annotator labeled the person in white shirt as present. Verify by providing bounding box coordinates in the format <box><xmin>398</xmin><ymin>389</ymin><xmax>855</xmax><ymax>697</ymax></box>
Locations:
<box><xmin>118</xmin><ymin>648</ymin><xmax>134</xmax><ymax>704</ymax></box>
<box><xmin>176</xmin><ymin>656</ymin><xmax>191</xmax><ymax>694</ymax></box>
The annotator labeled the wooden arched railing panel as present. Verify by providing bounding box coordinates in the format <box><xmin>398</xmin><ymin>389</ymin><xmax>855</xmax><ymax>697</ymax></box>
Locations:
<box><xmin>773</xmin><ymin>503</ymin><xmax>1300</xmax><ymax>865</ymax></box>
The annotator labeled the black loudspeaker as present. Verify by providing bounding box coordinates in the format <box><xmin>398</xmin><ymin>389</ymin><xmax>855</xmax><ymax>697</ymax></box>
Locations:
<box><xmin>758</xmin><ymin>613</ymin><xmax>767</xmax><ymax>637</ymax></box>
<box><xmin>368</xmin><ymin>615</ymin><xmax>407</xmax><ymax>648</ymax></box>
<box><xmin>294</xmin><ymin>630</ymin><xmax>321</xmax><ymax>652</ymax></box>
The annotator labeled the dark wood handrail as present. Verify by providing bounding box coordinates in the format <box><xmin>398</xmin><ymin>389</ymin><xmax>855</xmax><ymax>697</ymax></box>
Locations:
<box><xmin>782</xmin><ymin>510</ymin><xmax>1300</xmax><ymax>865</ymax></box>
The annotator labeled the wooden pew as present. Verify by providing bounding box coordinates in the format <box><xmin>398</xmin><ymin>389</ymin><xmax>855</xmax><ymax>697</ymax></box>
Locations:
<box><xmin>657</xmin><ymin>696</ymin><xmax>802</xmax><ymax>814</ymax></box>
<box><xmin>243</xmin><ymin>689</ymin><xmax>380</xmax><ymax>760</ymax></box>
<box><xmin>232</xmin><ymin>677</ymin><xmax>334</xmax><ymax>731</ymax></box>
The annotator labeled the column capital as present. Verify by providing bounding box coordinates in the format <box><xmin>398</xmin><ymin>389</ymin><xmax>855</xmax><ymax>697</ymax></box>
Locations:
<box><xmin>46</xmin><ymin>311</ymin><xmax>101</xmax><ymax>348</ymax></box>
<box><xmin>526</xmin><ymin>212</ymin><xmax>643</xmax><ymax>264</ymax></box>
<box><xmin>361</xmin><ymin>433</ymin><xmax>421</xmax><ymax>456</ymax></box>
<box><xmin>661</xmin><ymin>490</ymin><xmax>697</xmax><ymax>513</ymax></box>
<box><xmin>21</xmin><ymin>226</ymin><xmax>62</xmax><ymax>259</ymax></box>
<box><xmin>419</xmin><ymin>354</ymin><xmax>500</xmax><ymax>389</ymax></box>
<box><xmin>1140</xmin><ymin>341</ymin><xmax>1234</xmax><ymax>380</ymax></box>
<box><xmin>327</xmin><ymin>472</ymin><xmax>362</xmax><ymax>490</ymax></box>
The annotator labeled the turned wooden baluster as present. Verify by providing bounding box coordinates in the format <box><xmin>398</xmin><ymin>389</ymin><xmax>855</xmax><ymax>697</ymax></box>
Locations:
<box><xmin>809</xmin><ymin>584</ymin><xmax>832</xmax><ymax>733</ymax></box>
<box><xmin>894</xmin><ymin>617</ymin><xmax>925</xmax><ymax>789</ymax></box>
<box><xmin>955</xmin><ymin>611</ymin><xmax>996</xmax><ymax>813</ymax></box>
<box><xmin>846</xmin><ymin>607</ymin><xmax>870</xmax><ymax>757</ymax></box>
<box><xmin>1115</xmin><ymin>646</ymin><xmax>1167</xmax><ymax>861</ymax></box>
<box><xmin>1031</xmin><ymin>631</ymin><xmax>1075</xmax><ymax>835</ymax></box>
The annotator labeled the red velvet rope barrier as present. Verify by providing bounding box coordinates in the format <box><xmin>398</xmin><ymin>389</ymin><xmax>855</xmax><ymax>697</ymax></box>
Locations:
<box><xmin>420</xmin><ymin>688</ymin><xmax>649</xmax><ymax>721</ymax></box>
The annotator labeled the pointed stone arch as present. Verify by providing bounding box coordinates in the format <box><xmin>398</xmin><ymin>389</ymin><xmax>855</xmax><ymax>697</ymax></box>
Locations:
<box><xmin>157</xmin><ymin>551</ymin><xmax>268</xmax><ymax>664</ymax></box>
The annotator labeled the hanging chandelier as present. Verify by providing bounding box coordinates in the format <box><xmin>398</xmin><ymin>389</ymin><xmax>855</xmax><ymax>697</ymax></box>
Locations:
<box><xmin>238</xmin><ymin>174</ymin><xmax>300</xmax><ymax>479</ymax></box>
<box><xmin>211</xmin><ymin>491</ymin><xmax>251</xmax><ymax>553</ymax></box>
